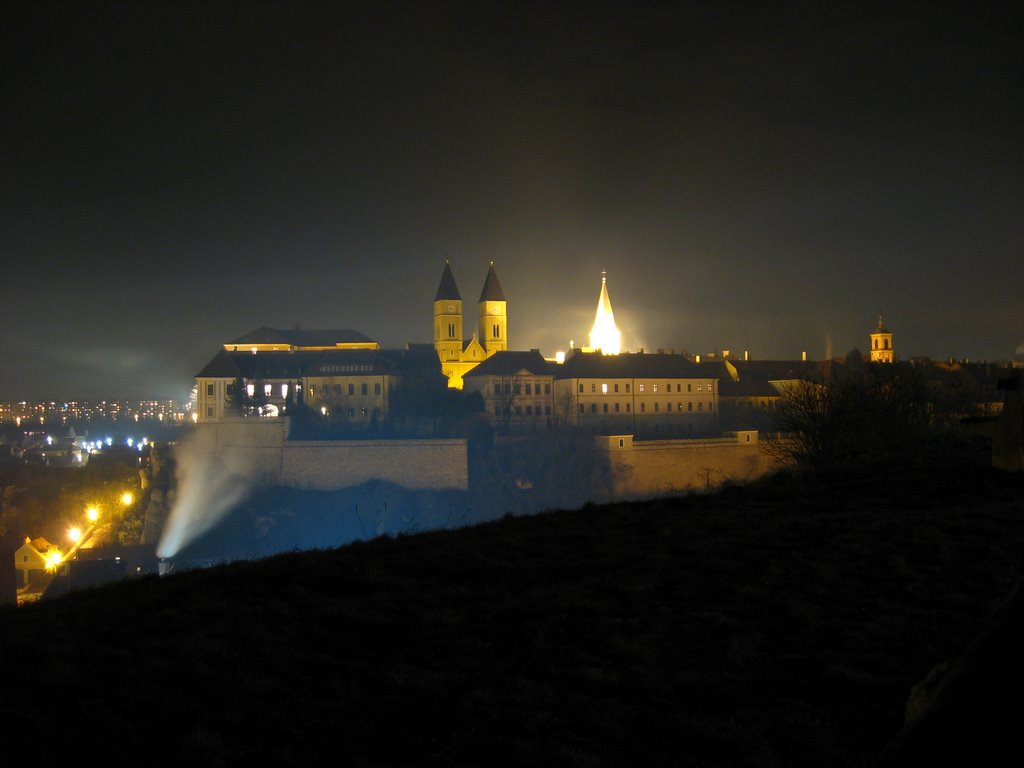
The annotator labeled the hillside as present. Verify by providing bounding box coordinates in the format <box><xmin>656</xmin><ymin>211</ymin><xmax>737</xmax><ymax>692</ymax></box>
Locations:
<box><xmin>2</xmin><ymin>439</ymin><xmax>1023</xmax><ymax>767</ymax></box>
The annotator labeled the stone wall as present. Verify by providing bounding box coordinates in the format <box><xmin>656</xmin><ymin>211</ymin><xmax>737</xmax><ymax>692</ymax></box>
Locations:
<box><xmin>187</xmin><ymin>419</ymin><xmax>468</xmax><ymax>491</ymax></box>
<box><xmin>597</xmin><ymin>431</ymin><xmax>782</xmax><ymax>498</ymax></box>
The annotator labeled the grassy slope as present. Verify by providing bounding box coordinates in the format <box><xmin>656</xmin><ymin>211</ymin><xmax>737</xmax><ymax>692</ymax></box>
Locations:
<box><xmin>2</xmin><ymin>441</ymin><xmax>1022</xmax><ymax>767</ymax></box>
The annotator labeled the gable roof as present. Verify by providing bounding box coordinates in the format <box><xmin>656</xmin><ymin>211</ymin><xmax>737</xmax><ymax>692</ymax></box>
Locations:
<box><xmin>478</xmin><ymin>263</ymin><xmax>506</xmax><ymax>302</ymax></box>
<box><xmin>434</xmin><ymin>261</ymin><xmax>461</xmax><ymax>302</ymax></box>
<box><xmin>464</xmin><ymin>350</ymin><xmax>553</xmax><ymax>378</ymax></box>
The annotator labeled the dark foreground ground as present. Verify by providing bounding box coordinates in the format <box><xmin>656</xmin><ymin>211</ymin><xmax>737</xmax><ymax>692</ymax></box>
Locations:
<box><xmin>2</xmin><ymin>440</ymin><xmax>1023</xmax><ymax>767</ymax></box>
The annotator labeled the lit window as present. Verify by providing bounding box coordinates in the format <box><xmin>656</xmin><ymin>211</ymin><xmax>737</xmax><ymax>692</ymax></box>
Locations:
<box><xmin>247</xmin><ymin>384</ymin><xmax>255</xmax><ymax>398</ymax></box>
<box><xmin>601</xmin><ymin>383</ymin><xmax>608</xmax><ymax>394</ymax></box>
<box><xmin>281</xmin><ymin>384</ymin><xmax>288</xmax><ymax>398</ymax></box>
<box><xmin>206</xmin><ymin>383</ymin><xmax>214</xmax><ymax>397</ymax></box>
<box><xmin>697</xmin><ymin>383</ymin><xmax>702</xmax><ymax>392</ymax></box>
<box><xmin>653</xmin><ymin>384</ymin><xmax>659</xmax><ymax>393</ymax></box>
<box><xmin>639</xmin><ymin>383</ymin><xmax>645</xmax><ymax>393</ymax></box>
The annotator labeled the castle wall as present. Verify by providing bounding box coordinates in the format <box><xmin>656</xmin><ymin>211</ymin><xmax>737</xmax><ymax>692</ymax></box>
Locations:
<box><xmin>597</xmin><ymin>431</ymin><xmax>782</xmax><ymax>498</ymax></box>
<box><xmin>282</xmin><ymin>439</ymin><xmax>468</xmax><ymax>490</ymax></box>
<box><xmin>187</xmin><ymin>419</ymin><xmax>468</xmax><ymax>491</ymax></box>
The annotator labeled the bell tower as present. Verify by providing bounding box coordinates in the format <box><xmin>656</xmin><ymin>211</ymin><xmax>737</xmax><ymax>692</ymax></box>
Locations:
<box><xmin>478</xmin><ymin>261</ymin><xmax>507</xmax><ymax>353</ymax></box>
<box><xmin>869</xmin><ymin>315</ymin><xmax>894</xmax><ymax>363</ymax></box>
<box><xmin>433</xmin><ymin>259</ymin><xmax>463</xmax><ymax>363</ymax></box>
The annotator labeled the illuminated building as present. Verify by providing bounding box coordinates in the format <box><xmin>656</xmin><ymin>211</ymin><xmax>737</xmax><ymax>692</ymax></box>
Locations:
<box><xmin>433</xmin><ymin>260</ymin><xmax>508</xmax><ymax>389</ymax></box>
<box><xmin>869</xmin><ymin>316</ymin><xmax>895</xmax><ymax>363</ymax></box>
<box><xmin>194</xmin><ymin>342</ymin><xmax>443</xmax><ymax>424</ymax></box>
<box><xmin>586</xmin><ymin>271</ymin><xmax>622</xmax><ymax>354</ymax></box>
<box><xmin>463</xmin><ymin>350</ymin><xmax>554</xmax><ymax>430</ymax></box>
<box><xmin>553</xmin><ymin>351</ymin><xmax>720</xmax><ymax>437</ymax></box>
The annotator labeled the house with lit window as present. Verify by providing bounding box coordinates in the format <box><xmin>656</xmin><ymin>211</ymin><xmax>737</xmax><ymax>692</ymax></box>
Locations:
<box><xmin>194</xmin><ymin>338</ymin><xmax>445</xmax><ymax>430</ymax></box>
<box><xmin>552</xmin><ymin>351</ymin><xmax>721</xmax><ymax>437</ymax></box>
<box><xmin>463</xmin><ymin>350</ymin><xmax>555</xmax><ymax>433</ymax></box>
<box><xmin>14</xmin><ymin>537</ymin><xmax>60</xmax><ymax>588</ymax></box>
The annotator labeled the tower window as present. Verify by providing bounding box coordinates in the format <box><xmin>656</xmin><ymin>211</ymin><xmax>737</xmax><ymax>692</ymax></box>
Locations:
<box><xmin>493</xmin><ymin>324</ymin><xmax>500</xmax><ymax>339</ymax></box>
<box><xmin>448</xmin><ymin>323</ymin><xmax>455</xmax><ymax>338</ymax></box>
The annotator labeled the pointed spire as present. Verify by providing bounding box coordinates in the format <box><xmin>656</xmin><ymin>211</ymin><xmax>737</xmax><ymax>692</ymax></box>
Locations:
<box><xmin>434</xmin><ymin>259</ymin><xmax>461</xmax><ymax>301</ymax></box>
<box><xmin>478</xmin><ymin>261</ymin><xmax>506</xmax><ymax>302</ymax></box>
<box><xmin>589</xmin><ymin>270</ymin><xmax>621</xmax><ymax>354</ymax></box>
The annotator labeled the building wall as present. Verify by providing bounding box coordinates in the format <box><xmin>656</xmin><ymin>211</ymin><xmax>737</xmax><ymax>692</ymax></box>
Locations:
<box><xmin>597</xmin><ymin>431</ymin><xmax>782</xmax><ymax>498</ymax></box>
<box><xmin>186</xmin><ymin>419</ymin><xmax>468</xmax><ymax>491</ymax></box>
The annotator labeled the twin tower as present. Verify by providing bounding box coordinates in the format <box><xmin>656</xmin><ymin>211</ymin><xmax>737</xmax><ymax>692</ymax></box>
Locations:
<box><xmin>433</xmin><ymin>260</ymin><xmax>508</xmax><ymax>388</ymax></box>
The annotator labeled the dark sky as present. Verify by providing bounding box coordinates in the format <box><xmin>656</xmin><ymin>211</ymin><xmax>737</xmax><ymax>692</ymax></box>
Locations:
<box><xmin>3</xmin><ymin>1</ymin><xmax>1022</xmax><ymax>401</ymax></box>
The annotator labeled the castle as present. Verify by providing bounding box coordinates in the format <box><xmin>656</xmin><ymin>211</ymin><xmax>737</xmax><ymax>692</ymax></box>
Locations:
<box><xmin>194</xmin><ymin>259</ymin><xmax>910</xmax><ymax>438</ymax></box>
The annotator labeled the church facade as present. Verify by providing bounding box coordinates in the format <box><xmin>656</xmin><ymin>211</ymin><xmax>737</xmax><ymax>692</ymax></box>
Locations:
<box><xmin>433</xmin><ymin>260</ymin><xmax>508</xmax><ymax>389</ymax></box>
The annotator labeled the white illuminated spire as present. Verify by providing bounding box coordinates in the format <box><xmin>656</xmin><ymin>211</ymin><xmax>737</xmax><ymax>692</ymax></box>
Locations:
<box><xmin>588</xmin><ymin>270</ymin><xmax>621</xmax><ymax>354</ymax></box>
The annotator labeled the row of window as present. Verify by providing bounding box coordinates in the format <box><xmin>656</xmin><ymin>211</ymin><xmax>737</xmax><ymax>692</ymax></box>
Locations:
<box><xmin>309</xmin><ymin>382</ymin><xmax>382</xmax><ymax>398</ymax></box>
<box><xmin>492</xmin><ymin>381</ymin><xmax>552</xmax><ymax>396</ymax></box>
<box><xmin>579</xmin><ymin>381</ymin><xmax>714</xmax><ymax>394</ymax></box>
<box><xmin>579</xmin><ymin>401</ymin><xmax>715</xmax><ymax>414</ymax></box>
<box><xmin>494</xmin><ymin>404</ymin><xmax>553</xmax><ymax>417</ymax></box>
<box><xmin>319</xmin><ymin>364</ymin><xmax>374</xmax><ymax>373</ymax></box>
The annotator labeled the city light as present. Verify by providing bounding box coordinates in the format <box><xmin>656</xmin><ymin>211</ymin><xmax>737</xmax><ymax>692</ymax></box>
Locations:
<box><xmin>86</xmin><ymin>506</ymin><xmax>99</xmax><ymax>521</ymax></box>
<box><xmin>68</xmin><ymin>526</ymin><xmax>82</xmax><ymax>543</ymax></box>
<box><xmin>121</xmin><ymin>492</ymin><xmax>134</xmax><ymax>506</ymax></box>
<box><xmin>45</xmin><ymin>550</ymin><xmax>62</xmax><ymax>570</ymax></box>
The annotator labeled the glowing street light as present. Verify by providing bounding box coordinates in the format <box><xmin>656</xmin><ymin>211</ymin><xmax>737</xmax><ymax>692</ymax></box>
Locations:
<box><xmin>86</xmin><ymin>506</ymin><xmax>99</xmax><ymax>522</ymax></box>
<box><xmin>121</xmin><ymin>492</ymin><xmax>134</xmax><ymax>506</ymax></box>
<box><xmin>68</xmin><ymin>527</ymin><xmax>82</xmax><ymax>543</ymax></box>
<box><xmin>46</xmin><ymin>550</ymin><xmax>63</xmax><ymax>570</ymax></box>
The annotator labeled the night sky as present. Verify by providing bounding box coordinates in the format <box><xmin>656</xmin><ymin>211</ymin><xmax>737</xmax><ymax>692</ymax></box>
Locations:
<box><xmin>3</xmin><ymin>1</ymin><xmax>1021</xmax><ymax>402</ymax></box>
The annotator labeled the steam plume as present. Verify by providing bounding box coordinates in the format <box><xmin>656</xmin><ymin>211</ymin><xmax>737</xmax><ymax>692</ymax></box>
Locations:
<box><xmin>156</xmin><ymin>437</ymin><xmax>255</xmax><ymax>559</ymax></box>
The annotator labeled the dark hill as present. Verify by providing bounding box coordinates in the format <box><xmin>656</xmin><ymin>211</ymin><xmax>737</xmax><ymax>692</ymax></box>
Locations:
<box><xmin>2</xmin><ymin>442</ymin><xmax>1023</xmax><ymax>767</ymax></box>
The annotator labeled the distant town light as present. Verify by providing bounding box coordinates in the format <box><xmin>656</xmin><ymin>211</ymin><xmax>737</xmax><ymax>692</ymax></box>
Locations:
<box><xmin>87</xmin><ymin>506</ymin><xmax>99</xmax><ymax>522</ymax></box>
<box><xmin>121</xmin><ymin>492</ymin><xmax>134</xmax><ymax>506</ymax></box>
<box><xmin>68</xmin><ymin>527</ymin><xmax>82</xmax><ymax>543</ymax></box>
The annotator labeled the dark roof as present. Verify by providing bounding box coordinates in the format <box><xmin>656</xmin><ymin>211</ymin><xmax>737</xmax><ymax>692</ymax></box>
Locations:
<box><xmin>195</xmin><ymin>349</ymin><xmax>244</xmax><ymax>378</ymax></box>
<box><xmin>226</xmin><ymin>326</ymin><xmax>375</xmax><ymax>348</ymax></box>
<box><xmin>197</xmin><ymin>348</ymin><xmax>440</xmax><ymax>379</ymax></box>
<box><xmin>478</xmin><ymin>263</ymin><xmax>506</xmax><ymax>302</ymax></box>
<box><xmin>464</xmin><ymin>350</ymin><xmax>552</xmax><ymax>378</ymax></box>
<box><xmin>727</xmin><ymin>359</ymin><xmax>838</xmax><ymax>383</ymax></box>
<box><xmin>555</xmin><ymin>351</ymin><xmax>713</xmax><ymax>380</ymax></box>
<box><xmin>434</xmin><ymin>262</ymin><xmax>461</xmax><ymax>302</ymax></box>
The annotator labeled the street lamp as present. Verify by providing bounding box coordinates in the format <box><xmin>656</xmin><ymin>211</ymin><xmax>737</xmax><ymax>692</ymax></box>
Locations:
<box><xmin>121</xmin><ymin>492</ymin><xmax>134</xmax><ymax>506</ymax></box>
<box><xmin>86</xmin><ymin>506</ymin><xmax>99</xmax><ymax>522</ymax></box>
<box><xmin>68</xmin><ymin>526</ymin><xmax>82</xmax><ymax>543</ymax></box>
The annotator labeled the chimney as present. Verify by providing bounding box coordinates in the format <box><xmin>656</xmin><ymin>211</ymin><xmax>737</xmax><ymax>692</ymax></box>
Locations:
<box><xmin>744</xmin><ymin>350</ymin><xmax>749</xmax><ymax>361</ymax></box>
<box><xmin>801</xmin><ymin>351</ymin><xmax>807</xmax><ymax>361</ymax></box>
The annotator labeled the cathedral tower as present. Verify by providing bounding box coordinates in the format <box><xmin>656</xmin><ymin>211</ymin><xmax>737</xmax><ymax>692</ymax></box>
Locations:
<box><xmin>434</xmin><ymin>259</ymin><xmax>463</xmax><ymax>363</ymax></box>
<box><xmin>869</xmin><ymin>315</ymin><xmax>894</xmax><ymax>363</ymax></box>
<box><xmin>478</xmin><ymin>261</ymin><xmax>507</xmax><ymax>353</ymax></box>
<box><xmin>588</xmin><ymin>271</ymin><xmax>622</xmax><ymax>354</ymax></box>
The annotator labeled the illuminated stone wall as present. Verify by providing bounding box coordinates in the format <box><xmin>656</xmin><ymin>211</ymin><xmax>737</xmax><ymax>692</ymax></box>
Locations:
<box><xmin>189</xmin><ymin>419</ymin><xmax>468</xmax><ymax>491</ymax></box>
<box><xmin>597</xmin><ymin>431</ymin><xmax>784</xmax><ymax>498</ymax></box>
